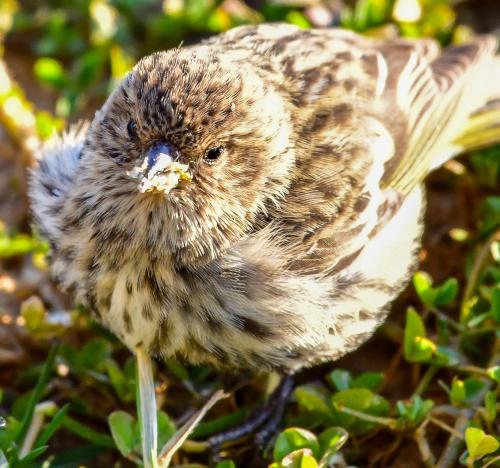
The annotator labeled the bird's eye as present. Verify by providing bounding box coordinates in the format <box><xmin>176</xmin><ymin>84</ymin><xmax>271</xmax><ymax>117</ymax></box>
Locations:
<box><xmin>127</xmin><ymin>120</ymin><xmax>137</xmax><ymax>138</ymax></box>
<box><xmin>203</xmin><ymin>146</ymin><xmax>223</xmax><ymax>164</ymax></box>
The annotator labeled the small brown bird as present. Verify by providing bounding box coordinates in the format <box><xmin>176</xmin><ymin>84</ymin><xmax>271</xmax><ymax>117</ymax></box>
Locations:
<box><xmin>30</xmin><ymin>23</ymin><xmax>499</xmax><ymax>458</ymax></box>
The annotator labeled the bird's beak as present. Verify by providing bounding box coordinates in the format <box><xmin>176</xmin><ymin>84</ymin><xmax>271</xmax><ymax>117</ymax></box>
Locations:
<box><xmin>129</xmin><ymin>142</ymin><xmax>192</xmax><ymax>194</ymax></box>
<box><xmin>145</xmin><ymin>142</ymin><xmax>178</xmax><ymax>177</ymax></box>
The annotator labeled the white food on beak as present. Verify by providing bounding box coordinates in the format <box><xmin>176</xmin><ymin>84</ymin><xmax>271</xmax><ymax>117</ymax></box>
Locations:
<box><xmin>127</xmin><ymin>153</ymin><xmax>191</xmax><ymax>194</ymax></box>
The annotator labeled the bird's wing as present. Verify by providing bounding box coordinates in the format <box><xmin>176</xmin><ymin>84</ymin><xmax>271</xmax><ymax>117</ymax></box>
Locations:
<box><xmin>272</xmin><ymin>27</ymin><xmax>497</xmax><ymax>195</ymax></box>
<box><xmin>376</xmin><ymin>36</ymin><xmax>498</xmax><ymax>193</ymax></box>
<box><xmin>210</xmin><ymin>24</ymin><xmax>497</xmax><ymax>195</ymax></box>
<box><xmin>217</xmin><ymin>25</ymin><xmax>498</xmax><ymax>274</ymax></box>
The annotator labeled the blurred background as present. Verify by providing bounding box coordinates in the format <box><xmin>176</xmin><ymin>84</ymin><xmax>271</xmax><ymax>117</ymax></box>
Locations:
<box><xmin>0</xmin><ymin>1</ymin><xmax>499</xmax><ymax>467</ymax></box>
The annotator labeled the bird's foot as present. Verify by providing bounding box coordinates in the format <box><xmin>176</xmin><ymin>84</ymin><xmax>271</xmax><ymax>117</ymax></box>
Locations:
<box><xmin>208</xmin><ymin>375</ymin><xmax>294</xmax><ymax>454</ymax></box>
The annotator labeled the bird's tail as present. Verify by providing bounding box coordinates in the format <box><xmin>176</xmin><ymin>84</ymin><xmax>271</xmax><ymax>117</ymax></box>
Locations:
<box><xmin>453</xmin><ymin>55</ymin><xmax>500</xmax><ymax>153</ymax></box>
<box><xmin>454</xmin><ymin>99</ymin><xmax>500</xmax><ymax>152</ymax></box>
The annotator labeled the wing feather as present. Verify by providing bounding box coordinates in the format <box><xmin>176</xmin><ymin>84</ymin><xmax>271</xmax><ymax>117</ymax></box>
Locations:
<box><xmin>204</xmin><ymin>25</ymin><xmax>498</xmax><ymax>272</ymax></box>
<box><xmin>381</xmin><ymin>36</ymin><xmax>497</xmax><ymax>193</ymax></box>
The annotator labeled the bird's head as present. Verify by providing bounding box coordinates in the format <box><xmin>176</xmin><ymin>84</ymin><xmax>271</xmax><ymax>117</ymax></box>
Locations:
<box><xmin>80</xmin><ymin>48</ymin><xmax>295</xmax><ymax>266</ymax></box>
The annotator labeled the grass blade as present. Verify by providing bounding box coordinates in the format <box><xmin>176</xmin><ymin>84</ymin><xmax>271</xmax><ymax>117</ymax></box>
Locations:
<box><xmin>15</xmin><ymin>345</ymin><xmax>57</xmax><ymax>446</ymax></box>
<box><xmin>136</xmin><ymin>345</ymin><xmax>158</xmax><ymax>468</ymax></box>
<box><xmin>34</xmin><ymin>403</ymin><xmax>70</xmax><ymax>449</ymax></box>
<box><xmin>62</xmin><ymin>417</ymin><xmax>115</xmax><ymax>447</ymax></box>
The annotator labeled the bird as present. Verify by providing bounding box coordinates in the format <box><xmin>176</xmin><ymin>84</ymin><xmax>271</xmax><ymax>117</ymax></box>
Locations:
<box><xmin>29</xmin><ymin>23</ymin><xmax>500</xmax><ymax>462</ymax></box>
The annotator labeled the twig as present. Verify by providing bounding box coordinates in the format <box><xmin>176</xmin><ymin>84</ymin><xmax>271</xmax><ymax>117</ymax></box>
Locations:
<box><xmin>332</xmin><ymin>404</ymin><xmax>397</xmax><ymax>429</ymax></box>
<box><xmin>415</xmin><ymin>417</ymin><xmax>436</xmax><ymax>467</ymax></box>
<box><xmin>453</xmin><ymin>365</ymin><xmax>490</xmax><ymax>377</ymax></box>
<box><xmin>414</xmin><ymin>365</ymin><xmax>439</xmax><ymax>396</ymax></box>
<box><xmin>157</xmin><ymin>389</ymin><xmax>228</xmax><ymax>468</ymax></box>
<box><xmin>181</xmin><ymin>440</ymin><xmax>209</xmax><ymax>453</ymax></box>
<box><xmin>428</xmin><ymin>417</ymin><xmax>463</xmax><ymax>439</ymax></box>
<box><xmin>428</xmin><ymin>308</ymin><xmax>462</xmax><ymax>333</ymax></box>
<box><xmin>430</xmin><ymin>405</ymin><xmax>461</xmax><ymax>418</ymax></box>
<box><xmin>483</xmin><ymin>455</ymin><xmax>500</xmax><ymax>468</ymax></box>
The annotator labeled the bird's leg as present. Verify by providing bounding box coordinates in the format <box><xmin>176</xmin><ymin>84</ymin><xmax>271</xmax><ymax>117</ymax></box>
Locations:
<box><xmin>208</xmin><ymin>374</ymin><xmax>294</xmax><ymax>450</ymax></box>
<box><xmin>254</xmin><ymin>375</ymin><xmax>294</xmax><ymax>447</ymax></box>
<box><xmin>136</xmin><ymin>344</ymin><xmax>158</xmax><ymax>468</ymax></box>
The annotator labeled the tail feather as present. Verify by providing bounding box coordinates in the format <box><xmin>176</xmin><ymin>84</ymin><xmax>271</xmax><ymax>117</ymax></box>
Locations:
<box><xmin>383</xmin><ymin>36</ymin><xmax>499</xmax><ymax>193</ymax></box>
<box><xmin>454</xmin><ymin>98</ymin><xmax>500</xmax><ymax>152</ymax></box>
<box><xmin>451</xmin><ymin>52</ymin><xmax>500</xmax><ymax>152</ymax></box>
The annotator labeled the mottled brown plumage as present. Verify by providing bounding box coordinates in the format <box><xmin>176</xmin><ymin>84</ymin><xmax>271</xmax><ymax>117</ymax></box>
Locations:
<box><xmin>30</xmin><ymin>24</ymin><xmax>499</xmax><ymax>374</ymax></box>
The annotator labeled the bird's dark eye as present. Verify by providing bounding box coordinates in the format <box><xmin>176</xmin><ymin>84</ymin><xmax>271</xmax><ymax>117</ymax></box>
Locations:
<box><xmin>127</xmin><ymin>120</ymin><xmax>137</xmax><ymax>138</ymax></box>
<box><xmin>203</xmin><ymin>146</ymin><xmax>223</xmax><ymax>164</ymax></box>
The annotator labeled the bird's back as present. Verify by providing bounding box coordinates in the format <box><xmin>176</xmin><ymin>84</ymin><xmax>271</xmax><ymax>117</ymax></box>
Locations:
<box><xmin>206</xmin><ymin>24</ymin><xmax>498</xmax><ymax>193</ymax></box>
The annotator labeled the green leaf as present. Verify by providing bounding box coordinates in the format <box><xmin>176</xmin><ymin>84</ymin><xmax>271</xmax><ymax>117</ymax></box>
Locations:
<box><xmin>73</xmin><ymin>49</ymin><xmax>106</xmax><ymax>90</ymax></box>
<box><xmin>285</xmin><ymin>11</ymin><xmax>311</xmax><ymax>29</ymax></box>
<box><xmin>413</xmin><ymin>273</ymin><xmax>458</xmax><ymax>308</ymax></box>
<box><xmin>450</xmin><ymin>378</ymin><xmax>466</xmax><ymax>406</ymax></box>
<box><xmin>396</xmin><ymin>395</ymin><xmax>433</xmax><ymax>425</ymax></box>
<box><xmin>318</xmin><ymin>427</ymin><xmax>348</xmax><ymax>462</ymax></box>
<box><xmin>63</xmin><ymin>416</ymin><xmax>115</xmax><ymax>448</ymax></box>
<box><xmin>35</xmin><ymin>111</ymin><xmax>63</xmax><ymax>140</ymax></box>
<box><xmin>294</xmin><ymin>385</ymin><xmax>333</xmax><ymax>420</ymax></box>
<box><xmin>105</xmin><ymin>358</ymin><xmax>135</xmax><ymax>403</ymax></box>
<box><xmin>432</xmin><ymin>346</ymin><xmax>459</xmax><ymax>366</ymax></box>
<box><xmin>465</xmin><ymin>427</ymin><xmax>499</xmax><ymax>461</ymax></box>
<box><xmin>404</xmin><ymin>308</ymin><xmax>434</xmax><ymax>362</ymax></box>
<box><xmin>413</xmin><ymin>272</ymin><xmax>437</xmax><ymax>307</ymax></box>
<box><xmin>435</xmin><ymin>278</ymin><xmax>458</xmax><ymax>306</ymax></box>
<box><xmin>351</xmin><ymin>372</ymin><xmax>384</xmax><ymax>391</ymax></box>
<box><xmin>330</xmin><ymin>388</ymin><xmax>389</xmax><ymax>433</ymax></box>
<box><xmin>18</xmin><ymin>444</ymin><xmax>48</xmax><ymax>462</ymax></box>
<box><xmin>464</xmin><ymin>379</ymin><xmax>486</xmax><ymax>401</ymax></box>
<box><xmin>33</xmin><ymin>57</ymin><xmax>68</xmax><ymax>89</ymax></box>
<box><xmin>275</xmin><ymin>449</ymin><xmax>319</xmax><ymax>468</ymax></box>
<box><xmin>479</xmin><ymin>196</ymin><xmax>500</xmax><ymax>236</ymax></box>
<box><xmin>76</xmin><ymin>338</ymin><xmax>112</xmax><ymax>372</ymax></box>
<box><xmin>164</xmin><ymin>359</ymin><xmax>190</xmax><ymax>381</ymax></box>
<box><xmin>487</xmin><ymin>366</ymin><xmax>500</xmax><ymax>383</ymax></box>
<box><xmin>108</xmin><ymin>411</ymin><xmax>135</xmax><ymax>456</ymax></box>
<box><xmin>328</xmin><ymin>369</ymin><xmax>352</xmax><ymax>391</ymax></box>
<box><xmin>273</xmin><ymin>428</ymin><xmax>320</xmax><ymax>462</ymax></box>
<box><xmin>0</xmin><ymin>416</ymin><xmax>20</xmax><ymax>450</ymax></box>
<box><xmin>420</xmin><ymin>3</ymin><xmax>456</xmax><ymax>39</ymax></box>
<box><xmin>157</xmin><ymin>410</ymin><xmax>176</xmax><ymax>449</ymax></box>
<box><xmin>470</xmin><ymin>146</ymin><xmax>500</xmax><ymax>189</ymax></box>
<box><xmin>352</xmin><ymin>0</ymin><xmax>389</xmax><ymax>31</ymax></box>
<box><xmin>215</xmin><ymin>461</ymin><xmax>236</xmax><ymax>468</ymax></box>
